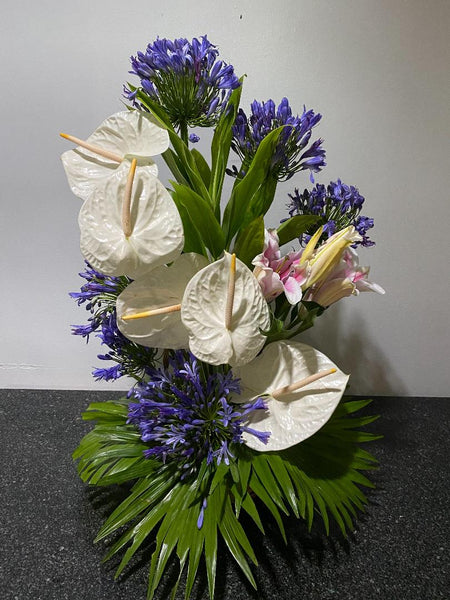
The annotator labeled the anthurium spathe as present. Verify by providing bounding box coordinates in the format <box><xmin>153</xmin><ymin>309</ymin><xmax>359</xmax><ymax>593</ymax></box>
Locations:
<box><xmin>61</xmin><ymin>110</ymin><xmax>169</xmax><ymax>201</ymax></box>
<box><xmin>79</xmin><ymin>161</ymin><xmax>184</xmax><ymax>278</ymax></box>
<box><xmin>181</xmin><ymin>252</ymin><xmax>271</xmax><ymax>366</ymax></box>
<box><xmin>116</xmin><ymin>253</ymin><xmax>209</xmax><ymax>349</ymax></box>
<box><xmin>233</xmin><ymin>341</ymin><xmax>349</xmax><ymax>451</ymax></box>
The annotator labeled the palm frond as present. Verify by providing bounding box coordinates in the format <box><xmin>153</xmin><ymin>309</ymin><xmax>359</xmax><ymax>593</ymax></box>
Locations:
<box><xmin>73</xmin><ymin>396</ymin><xmax>380</xmax><ymax>599</ymax></box>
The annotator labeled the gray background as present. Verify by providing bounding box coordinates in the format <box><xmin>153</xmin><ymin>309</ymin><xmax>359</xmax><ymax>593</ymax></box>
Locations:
<box><xmin>1</xmin><ymin>0</ymin><xmax>449</xmax><ymax>396</ymax></box>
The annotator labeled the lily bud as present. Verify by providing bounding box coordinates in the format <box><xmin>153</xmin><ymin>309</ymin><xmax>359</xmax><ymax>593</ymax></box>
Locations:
<box><xmin>303</xmin><ymin>226</ymin><xmax>362</xmax><ymax>288</ymax></box>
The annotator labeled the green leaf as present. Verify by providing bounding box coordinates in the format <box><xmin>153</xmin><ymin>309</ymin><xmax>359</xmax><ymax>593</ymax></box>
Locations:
<box><xmin>203</xmin><ymin>485</ymin><xmax>222</xmax><ymax>599</ymax></box>
<box><xmin>209</xmin><ymin>461</ymin><xmax>229</xmax><ymax>494</ymax></box>
<box><xmin>167</xmin><ymin>130</ymin><xmax>212</xmax><ymax>203</ymax></box>
<box><xmin>96</xmin><ymin>470</ymin><xmax>176</xmax><ymax>541</ymax></box>
<box><xmin>170</xmin><ymin>195</ymin><xmax>208</xmax><ymax>256</ymax></box>
<box><xmin>163</xmin><ymin>148</ymin><xmax>190</xmax><ymax>186</ymax></box>
<box><xmin>233</xmin><ymin>216</ymin><xmax>265</xmax><ymax>268</ymax></box>
<box><xmin>81</xmin><ymin>400</ymin><xmax>129</xmax><ymax>420</ymax></box>
<box><xmin>147</xmin><ymin>484</ymin><xmax>190</xmax><ymax>596</ymax></box>
<box><xmin>184</xmin><ymin>509</ymin><xmax>205</xmax><ymax>600</ymax></box>
<box><xmin>240</xmin><ymin>493</ymin><xmax>265</xmax><ymax>534</ymax></box>
<box><xmin>277</xmin><ymin>215</ymin><xmax>320</xmax><ymax>246</ymax></box>
<box><xmin>222</xmin><ymin>126</ymin><xmax>285</xmax><ymax>245</ymax></box>
<box><xmin>251</xmin><ymin>455</ymin><xmax>286</xmax><ymax>512</ymax></box>
<box><xmin>171</xmin><ymin>183</ymin><xmax>225</xmax><ymax>258</ymax></box>
<box><xmin>191</xmin><ymin>148</ymin><xmax>211</xmax><ymax>189</ymax></box>
<box><xmin>210</xmin><ymin>81</ymin><xmax>243</xmax><ymax>213</ymax></box>
<box><xmin>266</xmin><ymin>454</ymin><xmax>300</xmax><ymax>518</ymax></box>
<box><xmin>248</xmin><ymin>470</ymin><xmax>287</xmax><ymax>542</ymax></box>
<box><xmin>218</xmin><ymin>497</ymin><xmax>257</xmax><ymax>589</ymax></box>
<box><xmin>135</xmin><ymin>91</ymin><xmax>212</xmax><ymax>204</ymax></box>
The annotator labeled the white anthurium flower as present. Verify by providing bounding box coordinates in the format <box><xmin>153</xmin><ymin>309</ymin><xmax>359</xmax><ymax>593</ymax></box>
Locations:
<box><xmin>116</xmin><ymin>253</ymin><xmax>209</xmax><ymax>349</ymax></box>
<box><xmin>233</xmin><ymin>341</ymin><xmax>349</xmax><ymax>452</ymax></box>
<box><xmin>181</xmin><ymin>252</ymin><xmax>271</xmax><ymax>367</ymax></box>
<box><xmin>61</xmin><ymin>110</ymin><xmax>169</xmax><ymax>201</ymax></box>
<box><xmin>79</xmin><ymin>161</ymin><xmax>184</xmax><ymax>278</ymax></box>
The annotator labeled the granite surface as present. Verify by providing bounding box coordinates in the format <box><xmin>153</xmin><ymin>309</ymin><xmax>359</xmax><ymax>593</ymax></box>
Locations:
<box><xmin>0</xmin><ymin>390</ymin><xmax>448</xmax><ymax>600</ymax></box>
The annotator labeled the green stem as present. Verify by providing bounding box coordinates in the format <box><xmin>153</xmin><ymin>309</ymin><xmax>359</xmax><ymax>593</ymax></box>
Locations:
<box><xmin>179</xmin><ymin>121</ymin><xmax>189</xmax><ymax>146</ymax></box>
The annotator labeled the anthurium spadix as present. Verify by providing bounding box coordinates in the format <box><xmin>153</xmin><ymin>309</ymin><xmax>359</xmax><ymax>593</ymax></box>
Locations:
<box><xmin>79</xmin><ymin>161</ymin><xmax>184</xmax><ymax>278</ymax></box>
<box><xmin>116</xmin><ymin>253</ymin><xmax>209</xmax><ymax>349</ymax></box>
<box><xmin>61</xmin><ymin>110</ymin><xmax>169</xmax><ymax>201</ymax></box>
<box><xmin>181</xmin><ymin>252</ymin><xmax>271</xmax><ymax>367</ymax></box>
<box><xmin>233</xmin><ymin>341</ymin><xmax>349</xmax><ymax>451</ymax></box>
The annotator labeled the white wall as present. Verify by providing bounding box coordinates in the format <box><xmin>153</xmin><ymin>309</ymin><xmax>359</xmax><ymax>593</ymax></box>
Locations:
<box><xmin>1</xmin><ymin>0</ymin><xmax>449</xmax><ymax>396</ymax></box>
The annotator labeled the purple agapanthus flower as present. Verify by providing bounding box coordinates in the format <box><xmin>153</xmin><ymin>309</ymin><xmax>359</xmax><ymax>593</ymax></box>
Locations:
<box><xmin>127</xmin><ymin>351</ymin><xmax>269</xmax><ymax>474</ymax></box>
<box><xmin>230</xmin><ymin>97</ymin><xmax>325</xmax><ymax>181</ymax></box>
<box><xmin>124</xmin><ymin>36</ymin><xmax>240</xmax><ymax>131</ymax></box>
<box><xmin>287</xmin><ymin>179</ymin><xmax>375</xmax><ymax>247</ymax></box>
<box><xmin>70</xmin><ymin>263</ymin><xmax>157</xmax><ymax>380</ymax></box>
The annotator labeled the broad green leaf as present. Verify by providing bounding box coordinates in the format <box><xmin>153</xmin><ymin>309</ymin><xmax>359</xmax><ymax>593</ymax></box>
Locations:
<box><xmin>168</xmin><ymin>129</ymin><xmax>212</xmax><ymax>203</ymax></box>
<box><xmin>241</xmin><ymin>175</ymin><xmax>277</xmax><ymax>229</ymax></box>
<box><xmin>210</xmin><ymin>81</ymin><xmax>243</xmax><ymax>212</ymax></box>
<box><xmin>170</xmin><ymin>196</ymin><xmax>208</xmax><ymax>256</ymax></box>
<box><xmin>233</xmin><ymin>216</ymin><xmax>265</xmax><ymax>268</ymax></box>
<box><xmin>222</xmin><ymin>126</ymin><xmax>285</xmax><ymax>245</ymax></box>
<box><xmin>172</xmin><ymin>183</ymin><xmax>225</xmax><ymax>258</ymax></box>
<box><xmin>163</xmin><ymin>148</ymin><xmax>189</xmax><ymax>186</ymax></box>
<box><xmin>191</xmin><ymin>148</ymin><xmax>211</xmax><ymax>189</ymax></box>
<box><xmin>277</xmin><ymin>215</ymin><xmax>320</xmax><ymax>246</ymax></box>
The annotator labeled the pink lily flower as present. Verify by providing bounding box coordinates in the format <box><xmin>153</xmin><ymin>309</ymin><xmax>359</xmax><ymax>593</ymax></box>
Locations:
<box><xmin>252</xmin><ymin>229</ymin><xmax>308</xmax><ymax>304</ymax></box>
<box><xmin>307</xmin><ymin>247</ymin><xmax>385</xmax><ymax>307</ymax></box>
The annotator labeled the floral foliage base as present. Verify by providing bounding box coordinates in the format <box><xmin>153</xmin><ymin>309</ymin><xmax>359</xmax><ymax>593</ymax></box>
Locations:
<box><xmin>64</xmin><ymin>35</ymin><xmax>384</xmax><ymax>599</ymax></box>
<box><xmin>75</xmin><ymin>395</ymin><xmax>379</xmax><ymax>598</ymax></box>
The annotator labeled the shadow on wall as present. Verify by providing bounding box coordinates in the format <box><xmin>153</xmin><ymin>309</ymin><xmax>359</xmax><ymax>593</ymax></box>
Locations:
<box><xmin>300</xmin><ymin>304</ymin><xmax>408</xmax><ymax>397</ymax></box>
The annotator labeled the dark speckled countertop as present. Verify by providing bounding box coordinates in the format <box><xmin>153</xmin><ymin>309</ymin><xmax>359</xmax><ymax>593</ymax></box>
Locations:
<box><xmin>1</xmin><ymin>391</ymin><xmax>448</xmax><ymax>600</ymax></box>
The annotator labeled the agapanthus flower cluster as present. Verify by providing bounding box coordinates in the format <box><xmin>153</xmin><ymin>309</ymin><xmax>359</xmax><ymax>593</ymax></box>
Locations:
<box><xmin>230</xmin><ymin>97</ymin><xmax>325</xmax><ymax>180</ymax></box>
<box><xmin>125</xmin><ymin>36</ymin><xmax>240</xmax><ymax>133</ymax></box>
<box><xmin>128</xmin><ymin>351</ymin><xmax>269</xmax><ymax>472</ymax></box>
<box><xmin>70</xmin><ymin>263</ymin><xmax>129</xmax><ymax>338</ymax></box>
<box><xmin>288</xmin><ymin>179</ymin><xmax>375</xmax><ymax>247</ymax></box>
<box><xmin>70</xmin><ymin>264</ymin><xmax>158</xmax><ymax>380</ymax></box>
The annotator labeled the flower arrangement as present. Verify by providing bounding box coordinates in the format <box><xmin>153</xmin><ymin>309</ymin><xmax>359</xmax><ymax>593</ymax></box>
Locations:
<box><xmin>61</xmin><ymin>35</ymin><xmax>384</xmax><ymax>599</ymax></box>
